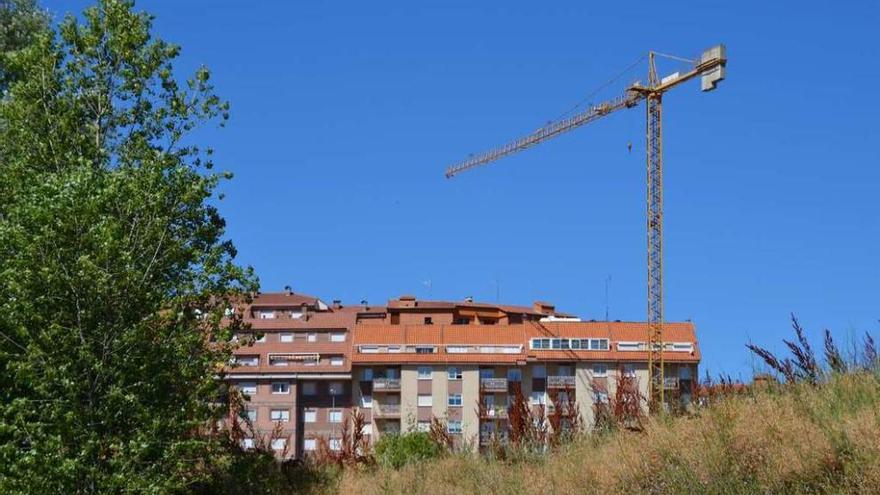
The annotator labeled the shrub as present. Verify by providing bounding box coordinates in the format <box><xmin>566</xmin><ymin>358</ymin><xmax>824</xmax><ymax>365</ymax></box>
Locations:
<box><xmin>373</xmin><ymin>432</ymin><xmax>443</xmax><ymax>469</ymax></box>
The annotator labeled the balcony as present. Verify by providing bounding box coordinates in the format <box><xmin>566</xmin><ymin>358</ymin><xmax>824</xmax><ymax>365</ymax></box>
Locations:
<box><xmin>547</xmin><ymin>375</ymin><xmax>576</xmax><ymax>389</ymax></box>
<box><xmin>480</xmin><ymin>378</ymin><xmax>508</xmax><ymax>392</ymax></box>
<box><xmin>664</xmin><ymin>377</ymin><xmax>680</xmax><ymax>390</ymax></box>
<box><xmin>372</xmin><ymin>404</ymin><xmax>401</xmax><ymax>418</ymax></box>
<box><xmin>479</xmin><ymin>406</ymin><xmax>508</xmax><ymax>419</ymax></box>
<box><xmin>372</xmin><ymin>378</ymin><xmax>401</xmax><ymax>392</ymax></box>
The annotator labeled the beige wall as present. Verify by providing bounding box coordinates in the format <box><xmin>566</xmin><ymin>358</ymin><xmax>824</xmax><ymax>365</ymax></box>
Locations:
<box><xmin>401</xmin><ymin>366</ymin><xmax>419</xmax><ymax>432</ymax></box>
<box><xmin>431</xmin><ymin>366</ymin><xmax>448</xmax><ymax>421</ymax></box>
<box><xmin>461</xmin><ymin>365</ymin><xmax>480</xmax><ymax>449</ymax></box>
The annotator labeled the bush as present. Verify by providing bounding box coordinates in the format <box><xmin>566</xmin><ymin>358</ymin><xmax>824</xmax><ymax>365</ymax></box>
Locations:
<box><xmin>373</xmin><ymin>432</ymin><xmax>443</xmax><ymax>469</ymax></box>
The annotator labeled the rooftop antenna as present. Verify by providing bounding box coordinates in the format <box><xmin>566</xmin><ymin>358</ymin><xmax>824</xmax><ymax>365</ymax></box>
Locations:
<box><xmin>604</xmin><ymin>275</ymin><xmax>612</xmax><ymax>321</ymax></box>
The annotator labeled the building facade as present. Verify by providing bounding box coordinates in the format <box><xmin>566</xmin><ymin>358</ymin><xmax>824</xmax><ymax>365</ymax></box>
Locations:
<box><xmin>225</xmin><ymin>291</ymin><xmax>700</xmax><ymax>458</ymax></box>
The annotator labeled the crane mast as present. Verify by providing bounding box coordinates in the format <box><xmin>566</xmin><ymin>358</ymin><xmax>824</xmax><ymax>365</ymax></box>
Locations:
<box><xmin>445</xmin><ymin>45</ymin><xmax>726</xmax><ymax>411</ymax></box>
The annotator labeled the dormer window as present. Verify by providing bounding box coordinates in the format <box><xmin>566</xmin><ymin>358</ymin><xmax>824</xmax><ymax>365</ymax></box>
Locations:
<box><xmin>258</xmin><ymin>310</ymin><xmax>275</xmax><ymax>319</ymax></box>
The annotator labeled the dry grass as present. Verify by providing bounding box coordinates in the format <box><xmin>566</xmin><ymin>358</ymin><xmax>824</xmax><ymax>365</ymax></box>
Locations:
<box><xmin>303</xmin><ymin>372</ymin><xmax>880</xmax><ymax>495</ymax></box>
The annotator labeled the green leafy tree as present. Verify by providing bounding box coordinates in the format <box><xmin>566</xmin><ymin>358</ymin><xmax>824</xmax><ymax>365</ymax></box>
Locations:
<box><xmin>0</xmin><ymin>0</ymin><xmax>48</xmax><ymax>92</ymax></box>
<box><xmin>0</xmin><ymin>0</ymin><xmax>258</xmax><ymax>493</ymax></box>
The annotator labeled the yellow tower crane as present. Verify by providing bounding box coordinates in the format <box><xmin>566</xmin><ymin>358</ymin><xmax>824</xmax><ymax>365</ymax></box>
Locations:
<box><xmin>445</xmin><ymin>45</ymin><xmax>727</xmax><ymax>411</ymax></box>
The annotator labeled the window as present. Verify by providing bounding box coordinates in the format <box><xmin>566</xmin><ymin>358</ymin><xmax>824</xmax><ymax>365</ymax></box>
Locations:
<box><xmin>530</xmin><ymin>391</ymin><xmax>546</xmax><ymax>405</ymax></box>
<box><xmin>361</xmin><ymin>346</ymin><xmax>378</xmax><ymax>354</ymax></box>
<box><xmin>329</xmin><ymin>438</ymin><xmax>342</xmax><ymax>451</ymax></box>
<box><xmin>447</xmin><ymin>421</ymin><xmax>462</xmax><ymax>434</ymax></box>
<box><xmin>448</xmin><ymin>394</ymin><xmax>462</xmax><ymax>407</ymax></box>
<box><xmin>328</xmin><ymin>382</ymin><xmax>344</xmax><ymax>396</ymax></box>
<box><xmin>453</xmin><ymin>317</ymin><xmax>470</xmax><ymax>325</ymax></box>
<box><xmin>242</xmin><ymin>408</ymin><xmax>257</xmax><ymax>422</ymax></box>
<box><xmin>271</xmin><ymin>382</ymin><xmax>290</xmax><ymax>394</ymax></box>
<box><xmin>418</xmin><ymin>395</ymin><xmax>433</xmax><ymax>407</ymax></box>
<box><xmin>679</xmin><ymin>366</ymin><xmax>692</xmax><ymax>380</ymax></box>
<box><xmin>304</xmin><ymin>438</ymin><xmax>317</xmax><ymax>451</ymax></box>
<box><xmin>238</xmin><ymin>382</ymin><xmax>257</xmax><ymax>396</ymax></box>
<box><xmin>424</xmin><ymin>317</ymin><xmax>433</xmax><ymax>325</ymax></box>
<box><xmin>328</xmin><ymin>410</ymin><xmax>343</xmax><ymax>423</ymax></box>
<box><xmin>623</xmin><ymin>363</ymin><xmax>637</xmax><ymax>377</ymax></box>
<box><xmin>361</xmin><ymin>368</ymin><xmax>373</xmax><ymax>381</ymax></box>
<box><xmin>448</xmin><ymin>367</ymin><xmax>462</xmax><ymax>380</ymax></box>
<box><xmin>530</xmin><ymin>338</ymin><xmax>550</xmax><ymax>350</ymax></box>
<box><xmin>388</xmin><ymin>346</ymin><xmax>401</xmax><ymax>353</ymax></box>
<box><xmin>415</xmin><ymin>346</ymin><xmax>435</xmax><ymax>354</ymax></box>
<box><xmin>417</xmin><ymin>421</ymin><xmax>430</xmax><ymax>432</ymax></box>
<box><xmin>361</xmin><ymin>394</ymin><xmax>373</xmax><ymax>408</ymax></box>
<box><xmin>482</xmin><ymin>394</ymin><xmax>495</xmax><ymax>408</ymax></box>
<box><xmin>330</xmin><ymin>356</ymin><xmax>344</xmax><ymax>366</ymax></box>
<box><xmin>618</xmin><ymin>342</ymin><xmax>640</xmax><ymax>351</ymax></box>
<box><xmin>479</xmin><ymin>368</ymin><xmax>494</xmax><ymax>379</ymax></box>
<box><xmin>234</xmin><ymin>355</ymin><xmax>259</xmax><ymax>367</ymax></box>
<box><xmin>271</xmin><ymin>438</ymin><xmax>286</xmax><ymax>451</ymax></box>
<box><xmin>593</xmin><ymin>391</ymin><xmax>609</xmax><ymax>404</ymax></box>
<box><xmin>590</xmin><ymin>338</ymin><xmax>609</xmax><ymax>351</ymax></box>
<box><xmin>240</xmin><ymin>438</ymin><xmax>255</xmax><ymax>450</ymax></box>
<box><xmin>557</xmin><ymin>366</ymin><xmax>572</xmax><ymax>377</ymax></box>
<box><xmin>330</xmin><ymin>332</ymin><xmax>346</xmax><ymax>342</ymax></box>
<box><xmin>255</xmin><ymin>333</ymin><xmax>266</xmax><ymax>343</ymax></box>
<box><xmin>532</xmin><ymin>365</ymin><xmax>546</xmax><ymax>379</ymax></box>
<box><xmin>280</xmin><ymin>333</ymin><xmax>293</xmax><ymax>343</ymax></box>
<box><xmin>269</xmin><ymin>356</ymin><xmax>288</xmax><ymax>366</ymax></box>
<box><xmin>302</xmin><ymin>382</ymin><xmax>317</xmax><ymax>396</ymax></box>
<box><xmin>447</xmin><ymin>346</ymin><xmax>468</xmax><ymax>354</ymax></box>
<box><xmin>270</xmin><ymin>409</ymin><xmax>290</xmax><ymax>422</ymax></box>
<box><xmin>386</xmin><ymin>368</ymin><xmax>400</xmax><ymax>379</ymax></box>
<box><xmin>593</xmin><ymin>364</ymin><xmax>608</xmax><ymax>377</ymax></box>
<box><xmin>303</xmin><ymin>410</ymin><xmax>317</xmax><ymax>423</ymax></box>
<box><xmin>307</xmin><ymin>333</ymin><xmax>317</xmax><ymax>342</ymax></box>
<box><xmin>417</xmin><ymin>366</ymin><xmax>432</xmax><ymax>379</ymax></box>
<box><xmin>259</xmin><ymin>311</ymin><xmax>275</xmax><ymax>319</ymax></box>
<box><xmin>507</xmin><ymin>368</ymin><xmax>522</xmax><ymax>382</ymax></box>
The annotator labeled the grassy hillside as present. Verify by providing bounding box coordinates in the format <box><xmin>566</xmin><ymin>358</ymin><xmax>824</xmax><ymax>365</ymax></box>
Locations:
<box><xmin>302</xmin><ymin>371</ymin><xmax>880</xmax><ymax>495</ymax></box>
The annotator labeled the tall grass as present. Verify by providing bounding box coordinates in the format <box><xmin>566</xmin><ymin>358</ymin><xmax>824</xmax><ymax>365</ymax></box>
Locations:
<box><xmin>330</xmin><ymin>372</ymin><xmax>880</xmax><ymax>494</ymax></box>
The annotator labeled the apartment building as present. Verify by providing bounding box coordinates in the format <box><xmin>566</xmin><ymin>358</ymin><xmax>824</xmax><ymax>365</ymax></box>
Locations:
<box><xmin>225</xmin><ymin>292</ymin><xmax>700</xmax><ymax>458</ymax></box>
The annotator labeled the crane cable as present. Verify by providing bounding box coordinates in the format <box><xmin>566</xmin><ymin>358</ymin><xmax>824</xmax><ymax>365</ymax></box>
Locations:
<box><xmin>548</xmin><ymin>54</ymin><xmax>647</xmax><ymax>125</ymax></box>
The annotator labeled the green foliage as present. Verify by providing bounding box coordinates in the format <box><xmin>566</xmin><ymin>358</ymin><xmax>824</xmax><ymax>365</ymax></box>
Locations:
<box><xmin>0</xmin><ymin>0</ymin><xmax>256</xmax><ymax>493</ymax></box>
<box><xmin>0</xmin><ymin>0</ymin><xmax>48</xmax><ymax>92</ymax></box>
<box><xmin>373</xmin><ymin>432</ymin><xmax>443</xmax><ymax>469</ymax></box>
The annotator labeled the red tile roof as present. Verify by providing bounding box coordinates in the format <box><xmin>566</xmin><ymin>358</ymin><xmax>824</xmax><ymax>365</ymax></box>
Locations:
<box><xmin>350</xmin><ymin>321</ymin><xmax>700</xmax><ymax>364</ymax></box>
<box><xmin>245</xmin><ymin>311</ymin><xmax>355</xmax><ymax>330</ymax></box>
<box><xmin>249</xmin><ymin>291</ymin><xmax>321</xmax><ymax>307</ymax></box>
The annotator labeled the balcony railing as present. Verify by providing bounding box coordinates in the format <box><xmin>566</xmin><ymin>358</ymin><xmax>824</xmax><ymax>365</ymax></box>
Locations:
<box><xmin>372</xmin><ymin>404</ymin><xmax>401</xmax><ymax>418</ymax></box>
<box><xmin>480</xmin><ymin>378</ymin><xmax>508</xmax><ymax>392</ymax></box>
<box><xmin>372</xmin><ymin>378</ymin><xmax>401</xmax><ymax>391</ymax></box>
<box><xmin>664</xmin><ymin>377</ymin><xmax>680</xmax><ymax>390</ymax></box>
<box><xmin>547</xmin><ymin>375</ymin><xmax>576</xmax><ymax>388</ymax></box>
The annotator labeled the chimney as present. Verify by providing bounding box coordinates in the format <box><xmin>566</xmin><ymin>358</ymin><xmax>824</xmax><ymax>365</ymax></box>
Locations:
<box><xmin>533</xmin><ymin>301</ymin><xmax>555</xmax><ymax>315</ymax></box>
<box><xmin>284</xmin><ymin>285</ymin><xmax>293</xmax><ymax>296</ymax></box>
<box><xmin>332</xmin><ymin>299</ymin><xmax>342</xmax><ymax>309</ymax></box>
<box><xmin>301</xmin><ymin>303</ymin><xmax>310</xmax><ymax>321</ymax></box>
<box><xmin>464</xmin><ymin>296</ymin><xmax>474</xmax><ymax>303</ymax></box>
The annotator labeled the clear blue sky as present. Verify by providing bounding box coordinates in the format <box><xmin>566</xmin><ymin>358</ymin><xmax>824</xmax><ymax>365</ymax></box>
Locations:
<box><xmin>45</xmin><ymin>0</ymin><xmax>879</xmax><ymax>377</ymax></box>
